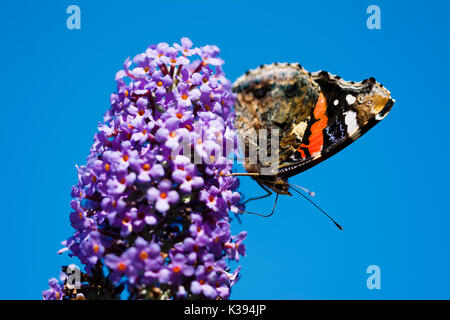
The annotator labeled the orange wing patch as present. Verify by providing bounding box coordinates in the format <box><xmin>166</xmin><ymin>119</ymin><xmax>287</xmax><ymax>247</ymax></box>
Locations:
<box><xmin>297</xmin><ymin>92</ymin><xmax>328</xmax><ymax>158</ymax></box>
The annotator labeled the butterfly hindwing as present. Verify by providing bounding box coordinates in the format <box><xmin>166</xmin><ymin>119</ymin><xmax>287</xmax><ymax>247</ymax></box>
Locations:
<box><xmin>233</xmin><ymin>63</ymin><xmax>320</xmax><ymax>175</ymax></box>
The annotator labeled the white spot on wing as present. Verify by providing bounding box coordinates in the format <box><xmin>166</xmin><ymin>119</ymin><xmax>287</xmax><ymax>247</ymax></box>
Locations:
<box><xmin>333</xmin><ymin>99</ymin><xmax>339</xmax><ymax>106</ymax></box>
<box><xmin>344</xmin><ymin>110</ymin><xmax>359</xmax><ymax>136</ymax></box>
<box><xmin>346</xmin><ymin>94</ymin><xmax>356</xmax><ymax>105</ymax></box>
<box><xmin>291</xmin><ymin>121</ymin><xmax>308</xmax><ymax>141</ymax></box>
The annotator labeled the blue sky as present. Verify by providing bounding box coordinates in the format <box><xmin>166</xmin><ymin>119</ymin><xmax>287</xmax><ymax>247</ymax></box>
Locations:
<box><xmin>0</xmin><ymin>0</ymin><xmax>449</xmax><ymax>299</ymax></box>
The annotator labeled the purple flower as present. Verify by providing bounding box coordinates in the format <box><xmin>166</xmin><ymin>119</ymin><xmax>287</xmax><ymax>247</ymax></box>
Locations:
<box><xmin>168</xmin><ymin>253</ymin><xmax>195</xmax><ymax>285</ymax></box>
<box><xmin>174</xmin><ymin>37</ymin><xmax>197</xmax><ymax>56</ymax></box>
<box><xmin>199</xmin><ymin>45</ymin><xmax>224</xmax><ymax>66</ymax></box>
<box><xmin>176</xmin><ymin>82</ymin><xmax>201</xmax><ymax>107</ymax></box>
<box><xmin>104</xmin><ymin>251</ymin><xmax>134</xmax><ymax>284</ymax></box>
<box><xmin>160</xmin><ymin>55</ymin><xmax>190</xmax><ymax>67</ymax></box>
<box><xmin>147</xmin><ymin>179</ymin><xmax>179</xmax><ymax>213</ymax></box>
<box><xmin>130</xmin><ymin>156</ymin><xmax>164</xmax><ymax>182</ymax></box>
<box><xmin>190</xmin><ymin>266</ymin><xmax>217</xmax><ymax>299</ymax></box>
<box><xmin>80</xmin><ymin>230</ymin><xmax>105</xmax><ymax>266</ymax></box>
<box><xmin>42</xmin><ymin>278</ymin><xmax>63</xmax><ymax>300</ymax></box>
<box><xmin>200</xmin><ymin>186</ymin><xmax>226</xmax><ymax>212</ymax></box>
<box><xmin>225</xmin><ymin>231</ymin><xmax>247</xmax><ymax>262</ymax></box>
<box><xmin>46</xmin><ymin>38</ymin><xmax>246</xmax><ymax>300</ymax></box>
<box><xmin>172</xmin><ymin>156</ymin><xmax>204</xmax><ymax>193</ymax></box>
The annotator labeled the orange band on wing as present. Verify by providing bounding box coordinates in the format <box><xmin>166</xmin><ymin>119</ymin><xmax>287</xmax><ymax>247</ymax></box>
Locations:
<box><xmin>313</xmin><ymin>92</ymin><xmax>327</xmax><ymax>119</ymax></box>
<box><xmin>297</xmin><ymin>93</ymin><xmax>328</xmax><ymax>158</ymax></box>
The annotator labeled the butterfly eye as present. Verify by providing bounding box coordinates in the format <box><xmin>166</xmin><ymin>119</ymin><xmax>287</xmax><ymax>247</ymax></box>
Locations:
<box><xmin>285</xmin><ymin>82</ymin><xmax>298</xmax><ymax>98</ymax></box>
<box><xmin>253</xmin><ymin>86</ymin><xmax>270</xmax><ymax>99</ymax></box>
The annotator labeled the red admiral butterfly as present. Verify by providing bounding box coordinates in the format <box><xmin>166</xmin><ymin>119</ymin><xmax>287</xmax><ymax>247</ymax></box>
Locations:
<box><xmin>231</xmin><ymin>63</ymin><xmax>394</xmax><ymax>228</ymax></box>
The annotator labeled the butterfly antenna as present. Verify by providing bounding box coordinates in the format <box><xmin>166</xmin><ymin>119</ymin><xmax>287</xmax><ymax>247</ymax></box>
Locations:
<box><xmin>239</xmin><ymin>193</ymin><xmax>279</xmax><ymax>218</ymax></box>
<box><xmin>289</xmin><ymin>186</ymin><xmax>343</xmax><ymax>230</ymax></box>
<box><xmin>287</xmin><ymin>183</ymin><xmax>316</xmax><ymax>197</ymax></box>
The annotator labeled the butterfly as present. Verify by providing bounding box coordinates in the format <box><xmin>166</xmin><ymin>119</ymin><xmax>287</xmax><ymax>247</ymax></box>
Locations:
<box><xmin>230</xmin><ymin>63</ymin><xmax>394</xmax><ymax>227</ymax></box>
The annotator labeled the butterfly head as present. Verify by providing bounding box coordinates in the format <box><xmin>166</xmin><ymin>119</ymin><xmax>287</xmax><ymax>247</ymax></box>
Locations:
<box><xmin>255</xmin><ymin>175</ymin><xmax>292</xmax><ymax>196</ymax></box>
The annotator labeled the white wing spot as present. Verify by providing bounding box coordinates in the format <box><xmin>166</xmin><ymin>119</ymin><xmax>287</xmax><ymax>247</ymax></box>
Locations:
<box><xmin>344</xmin><ymin>110</ymin><xmax>359</xmax><ymax>136</ymax></box>
<box><xmin>375</xmin><ymin>112</ymin><xmax>387</xmax><ymax>121</ymax></box>
<box><xmin>333</xmin><ymin>99</ymin><xmax>339</xmax><ymax>106</ymax></box>
<box><xmin>346</xmin><ymin>94</ymin><xmax>356</xmax><ymax>105</ymax></box>
<box><xmin>291</xmin><ymin>121</ymin><xmax>308</xmax><ymax>141</ymax></box>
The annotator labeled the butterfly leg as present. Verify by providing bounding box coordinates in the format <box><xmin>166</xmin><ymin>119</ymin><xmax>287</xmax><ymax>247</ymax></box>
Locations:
<box><xmin>242</xmin><ymin>182</ymin><xmax>273</xmax><ymax>205</ymax></box>
<box><xmin>239</xmin><ymin>192</ymin><xmax>279</xmax><ymax>218</ymax></box>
